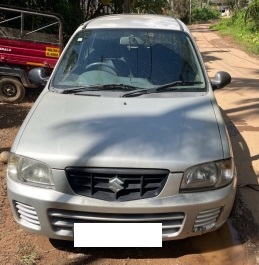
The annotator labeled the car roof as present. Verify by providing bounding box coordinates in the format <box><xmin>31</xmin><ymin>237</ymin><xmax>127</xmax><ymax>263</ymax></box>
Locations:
<box><xmin>82</xmin><ymin>14</ymin><xmax>189</xmax><ymax>32</ymax></box>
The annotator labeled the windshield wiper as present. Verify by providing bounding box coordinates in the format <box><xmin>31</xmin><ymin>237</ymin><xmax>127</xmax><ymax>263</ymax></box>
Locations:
<box><xmin>60</xmin><ymin>84</ymin><xmax>138</xmax><ymax>94</ymax></box>
<box><xmin>156</xmin><ymin>81</ymin><xmax>203</xmax><ymax>91</ymax></box>
<box><xmin>122</xmin><ymin>81</ymin><xmax>203</xmax><ymax>97</ymax></box>
<box><xmin>122</xmin><ymin>87</ymin><xmax>159</xmax><ymax>97</ymax></box>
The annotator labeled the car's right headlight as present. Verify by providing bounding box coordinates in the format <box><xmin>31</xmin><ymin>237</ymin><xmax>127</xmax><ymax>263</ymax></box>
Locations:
<box><xmin>180</xmin><ymin>159</ymin><xmax>235</xmax><ymax>192</ymax></box>
<box><xmin>7</xmin><ymin>153</ymin><xmax>54</xmax><ymax>188</ymax></box>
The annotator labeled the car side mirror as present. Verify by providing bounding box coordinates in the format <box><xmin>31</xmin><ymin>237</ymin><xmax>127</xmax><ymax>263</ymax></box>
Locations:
<box><xmin>211</xmin><ymin>71</ymin><xmax>231</xmax><ymax>90</ymax></box>
<box><xmin>28</xmin><ymin>67</ymin><xmax>49</xmax><ymax>86</ymax></box>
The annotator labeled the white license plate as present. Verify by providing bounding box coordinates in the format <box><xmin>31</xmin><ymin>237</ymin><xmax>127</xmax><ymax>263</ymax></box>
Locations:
<box><xmin>74</xmin><ymin>223</ymin><xmax>162</xmax><ymax>247</ymax></box>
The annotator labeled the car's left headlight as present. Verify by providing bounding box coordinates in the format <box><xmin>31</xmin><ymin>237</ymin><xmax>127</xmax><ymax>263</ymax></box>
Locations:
<box><xmin>180</xmin><ymin>159</ymin><xmax>234</xmax><ymax>192</ymax></box>
<box><xmin>7</xmin><ymin>153</ymin><xmax>54</xmax><ymax>188</ymax></box>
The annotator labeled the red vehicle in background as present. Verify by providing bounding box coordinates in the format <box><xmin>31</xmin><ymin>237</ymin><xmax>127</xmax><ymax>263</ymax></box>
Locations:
<box><xmin>0</xmin><ymin>5</ymin><xmax>63</xmax><ymax>103</ymax></box>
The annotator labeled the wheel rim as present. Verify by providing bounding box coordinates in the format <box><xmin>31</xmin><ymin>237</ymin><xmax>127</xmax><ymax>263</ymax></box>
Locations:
<box><xmin>2</xmin><ymin>83</ymin><xmax>17</xmax><ymax>97</ymax></box>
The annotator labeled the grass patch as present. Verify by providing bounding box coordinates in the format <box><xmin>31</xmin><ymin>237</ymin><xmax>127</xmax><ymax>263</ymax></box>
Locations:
<box><xmin>17</xmin><ymin>243</ymin><xmax>40</xmax><ymax>265</ymax></box>
<box><xmin>192</xmin><ymin>7</ymin><xmax>220</xmax><ymax>23</ymax></box>
<box><xmin>210</xmin><ymin>11</ymin><xmax>259</xmax><ymax>55</ymax></box>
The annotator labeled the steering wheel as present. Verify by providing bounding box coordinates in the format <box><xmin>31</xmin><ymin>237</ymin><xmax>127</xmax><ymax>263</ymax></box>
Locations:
<box><xmin>85</xmin><ymin>62</ymin><xmax>119</xmax><ymax>75</ymax></box>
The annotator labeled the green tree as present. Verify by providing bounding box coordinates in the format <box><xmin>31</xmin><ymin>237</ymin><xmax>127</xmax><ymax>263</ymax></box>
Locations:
<box><xmin>2</xmin><ymin>0</ymin><xmax>173</xmax><ymax>41</ymax></box>
<box><xmin>171</xmin><ymin>0</ymin><xmax>190</xmax><ymax>22</ymax></box>
<box><xmin>244</xmin><ymin>0</ymin><xmax>259</xmax><ymax>29</ymax></box>
<box><xmin>131</xmin><ymin>0</ymin><xmax>170</xmax><ymax>14</ymax></box>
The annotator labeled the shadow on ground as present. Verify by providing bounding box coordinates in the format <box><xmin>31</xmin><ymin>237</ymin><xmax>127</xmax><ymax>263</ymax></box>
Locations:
<box><xmin>49</xmin><ymin>221</ymin><xmax>240</xmax><ymax>264</ymax></box>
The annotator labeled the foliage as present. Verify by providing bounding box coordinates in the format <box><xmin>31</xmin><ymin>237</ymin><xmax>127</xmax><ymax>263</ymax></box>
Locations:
<box><xmin>171</xmin><ymin>0</ymin><xmax>190</xmax><ymax>23</ymax></box>
<box><xmin>131</xmin><ymin>0</ymin><xmax>170</xmax><ymax>14</ymax></box>
<box><xmin>233</xmin><ymin>0</ymin><xmax>248</xmax><ymax>9</ymax></box>
<box><xmin>2</xmin><ymin>0</ymin><xmax>178</xmax><ymax>41</ymax></box>
<box><xmin>244</xmin><ymin>0</ymin><xmax>259</xmax><ymax>30</ymax></box>
<box><xmin>211</xmin><ymin>11</ymin><xmax>259</xmax><ymax>55</ymax></box>
<box><xmin>170</xmin><ymin>0</ymin><xmax>217</xmax><ymax>23</ymax></box>
<box><xmin>192</xmin><ymin>7</ymin><xmax>220</xmax><ymax>22</ymax></box>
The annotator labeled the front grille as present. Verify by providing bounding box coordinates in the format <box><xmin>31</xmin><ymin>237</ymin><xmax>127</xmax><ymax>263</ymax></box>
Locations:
<box><xmin>14</xmin><ymin>201</ymin><xmax>40</xmax><ymax>228</ymax></box>
<box><xmin>49</xmin><ymin>209</ymin><xmax>185</xmax><ymax>237</ymax></box>
<box><xmin>66</xmin><ymin>168</ymin><xmax>169</xmax><ymax>201</ymax></box>
<box><xmin>193</xmin><ymin>207</ymin><xmax>222</xmax><ymax>232</ymax></box>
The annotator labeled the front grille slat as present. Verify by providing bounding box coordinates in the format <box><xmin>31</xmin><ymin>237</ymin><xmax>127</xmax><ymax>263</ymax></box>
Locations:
<box><xmin>20</xmin><ymin>215</ymin><xmax>40</xmax><ymax>225</ymax></box>
<box><xmin>125</xmin><ymin>183</ymin><xmax>141</xmax><ymax>189</ymax></box>
<box><xmin>49</xmin><ymin>209</ymin><xmax>185</xmax><ymax>236</ymax></box>
<box><xmin>196</xmin><ymin>210</ymin><xmax>221</xmax><ymax>219</ymax></box>
<box><xmin>14</xmin><ymin>201</ymin><xmax>40</xmax><ymax>228</ymax></box>
<box><xmin>49</xmin><ymin>210</ymin><xmax>185</xmax><ymax>222</ymax></box>
<box><xmin>15</xmin><ymin>202</ymin><xmax>35</xmax><ymax>210</ymax></box>
<box><xmin>193</xmin><ymin>207</ymin><xmax>222</xmax><ymax>231</ymax></box>
<box><xmin>93</xmin><ymin>183</ymin><xmax>112</xmax><ymax>189</ymax></box>
<box><xmin>16</xmin><ymin>205</ymin><xmax>38</xmax><ymax>216</ymax></box>
<box><xmin>52</xmin><ymin>219</ymin><xmax>74</xmax><ymax>228</ymax></box>
<box><xmin>143</xmin><ymin>183</ymin><xmax>162</xmax><ymax>189</ymax></box>
<box><xmin>66</xmin><ymin>168</ymin><xmax>169</xmax><ymax>202</ymax></box>
<box><xmin>195</xmin><ymin>215</ymin><xmax>219</xmax><ymax>224</ymax></box>
<box><xmin>193</xmin><ymin>219</ymin><xmax>217</xmax><ymax>228</ymax></box>
<box><xmin>17</xmin><ymin>209</ymin><xmax>39</xmax><ymax>221</ymax></box>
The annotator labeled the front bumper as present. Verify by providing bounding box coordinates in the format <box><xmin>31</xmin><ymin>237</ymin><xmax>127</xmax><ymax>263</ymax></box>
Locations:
<box><xmin>7</xmin><ymin>175</ymin><xmax>236</xmax><ymax>241</ymax></box>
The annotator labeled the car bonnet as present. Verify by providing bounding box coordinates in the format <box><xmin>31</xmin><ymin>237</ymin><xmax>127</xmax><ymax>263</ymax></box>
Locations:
<box><xmin>14</xmin><ymin>92</ymin><xmax>225</xmax><ymax>171</ymax></box>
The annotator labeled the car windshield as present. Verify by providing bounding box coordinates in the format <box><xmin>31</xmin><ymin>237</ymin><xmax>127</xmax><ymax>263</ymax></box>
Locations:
<box><xmin>51</xmin><ymin>28</ymin><xmax>206</xmax><ymax>93</ymax></box>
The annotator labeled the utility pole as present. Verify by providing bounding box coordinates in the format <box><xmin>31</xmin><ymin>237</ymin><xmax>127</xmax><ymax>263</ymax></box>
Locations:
<box><xmin>124</xmin><ymin>0</ymin><xmax>130</xmax><ymax>13</ymax></box>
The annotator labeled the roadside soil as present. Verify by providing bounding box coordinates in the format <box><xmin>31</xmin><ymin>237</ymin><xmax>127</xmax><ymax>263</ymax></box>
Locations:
<box><xmin>0</xmin><ymin>23</ymin><xmax>259</xmax><ymax>265</ymax></box>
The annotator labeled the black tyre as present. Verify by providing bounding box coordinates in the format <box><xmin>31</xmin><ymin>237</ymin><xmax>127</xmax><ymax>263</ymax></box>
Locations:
<box><xmin>0</xmin><ymin>78</ymin><xmax>25</xmax><ymax>103</ymax></box>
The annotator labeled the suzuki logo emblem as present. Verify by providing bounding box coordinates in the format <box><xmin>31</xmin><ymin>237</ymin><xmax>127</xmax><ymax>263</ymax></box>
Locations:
<box><xmin>109</xmin><ymin>176</ymin><xmax>124</xmax><ymax>193</ymax></box>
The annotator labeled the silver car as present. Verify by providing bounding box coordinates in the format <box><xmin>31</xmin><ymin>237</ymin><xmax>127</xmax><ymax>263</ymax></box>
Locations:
<box><xmin>7</xmin><ymin>14</ymin><xmax>236</xmax><ymax>241</ymax></box>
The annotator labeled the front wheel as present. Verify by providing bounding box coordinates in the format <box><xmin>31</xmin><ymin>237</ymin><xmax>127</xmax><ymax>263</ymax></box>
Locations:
<box><xmin>0</xmin><ymin>78</ymin><xmax>25</xmax><ymax>103</ymax></box>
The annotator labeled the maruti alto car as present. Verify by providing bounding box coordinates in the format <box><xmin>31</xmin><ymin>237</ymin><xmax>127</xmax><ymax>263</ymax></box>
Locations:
<box><xmin>7</xmin><ymin>14</ymin><xmax>236</xmax><ymax>241</ymax></box>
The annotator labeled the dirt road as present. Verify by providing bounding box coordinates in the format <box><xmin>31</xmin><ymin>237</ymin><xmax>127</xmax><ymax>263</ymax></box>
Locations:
<box><xmin>0</xmin><ymin>23</ymin><xmax>259</xmax><ymax>265</ymax></box>
<box><xmin>191</xmin><ymin>23</ymin><xmax>259</xmax><ymax>222</ymax></box>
